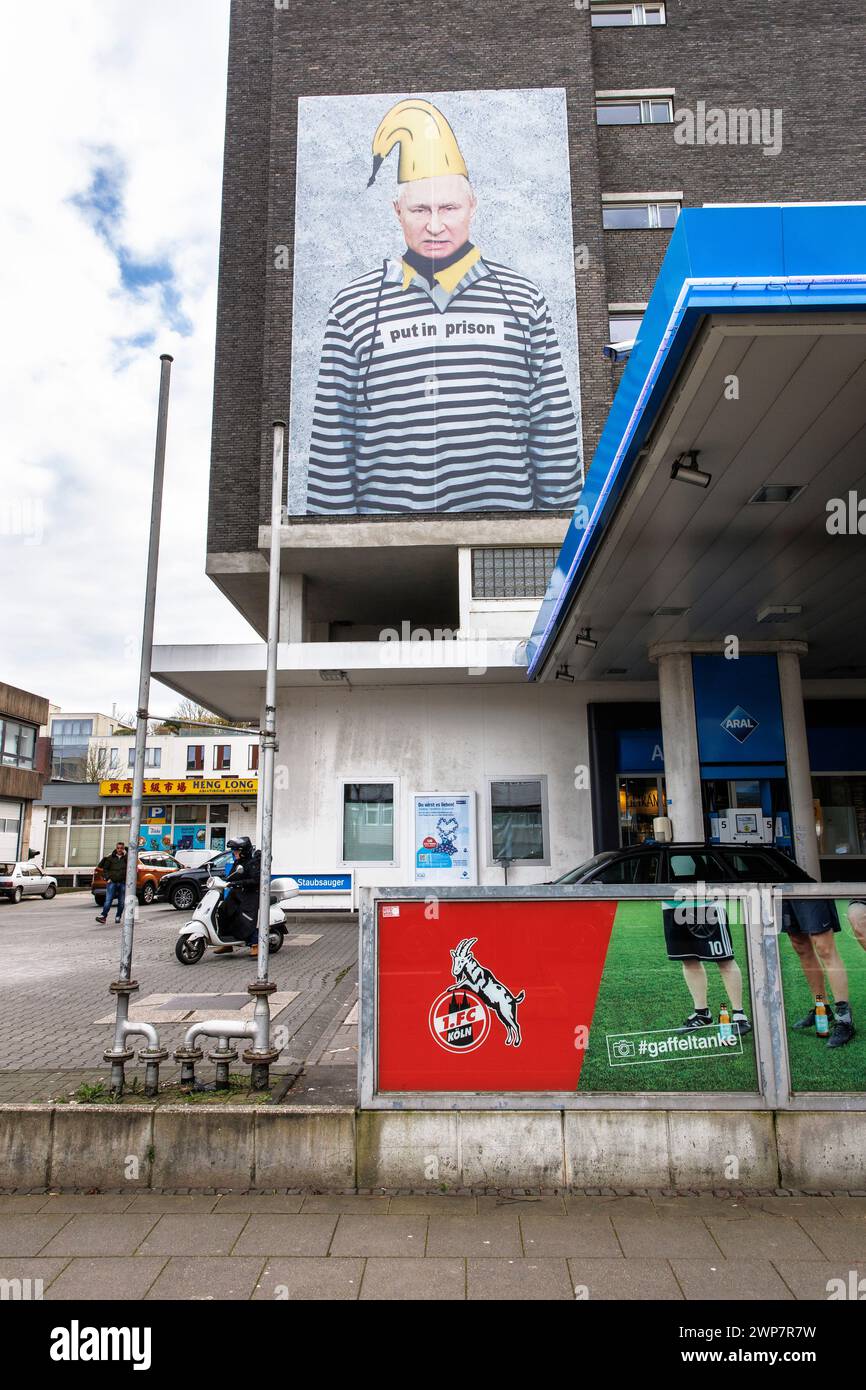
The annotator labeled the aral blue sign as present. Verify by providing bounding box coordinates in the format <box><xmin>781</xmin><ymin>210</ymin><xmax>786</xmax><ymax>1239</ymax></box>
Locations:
<box><xmin>693</xmin><ymin>654</ymin><xmax>785</xmax><ymax>768</ymax></box>
<box><xmin>720</xmin><ymin>705</ymin><xmax>760</xmax><ymax>745</ymax></box>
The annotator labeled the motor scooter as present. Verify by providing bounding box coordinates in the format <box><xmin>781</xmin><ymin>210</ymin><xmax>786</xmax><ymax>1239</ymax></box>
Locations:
<box><xmin>175</xmin><ymin>874</ymin><xmax>299</xmax><ymax>965</ymax></box>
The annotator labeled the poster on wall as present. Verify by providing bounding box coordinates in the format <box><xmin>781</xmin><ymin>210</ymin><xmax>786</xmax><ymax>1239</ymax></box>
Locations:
<box><xmin>779</xmin><ymin>894</ymin><xmax>865</xmax><ymax>1091</ymax></box>
<box><xmin>288</xmin><ymin>88</ymin><xmax>582</xmax><ymax>516</ymax></box>
<box><xmin>413</xmin><ymin>794</ymin><xmax>477</xmax><ymax>885</ymax></box>
<box><xmin>375</xmin><ymin>896</ymin><xmax>759</xmax><ymax>1093</ymax></box>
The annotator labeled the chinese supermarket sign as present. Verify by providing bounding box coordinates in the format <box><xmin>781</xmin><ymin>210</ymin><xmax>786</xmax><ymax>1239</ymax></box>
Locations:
<box><xmin>100</xmin><ymin>778</ymin><xmax>258</xmax><ymax>798</ymax></box>
<box><xmin>374</xmin><ymin>897</ymin><xmax>759</xmax><ymax>1094</ymax></box>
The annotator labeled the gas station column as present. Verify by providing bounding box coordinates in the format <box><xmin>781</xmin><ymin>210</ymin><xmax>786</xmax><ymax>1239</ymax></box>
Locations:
<box><xmin>777</xmin><ymin>647</ymin><xmax>820</xmax><ymax>880</ymax></box>
<box><xmin>651</xmin><ymin>648</ymin><xmax>703</xmax><ymax>840</ymax></box>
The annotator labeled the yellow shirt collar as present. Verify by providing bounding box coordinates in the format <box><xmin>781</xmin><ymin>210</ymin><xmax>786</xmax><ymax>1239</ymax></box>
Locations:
<box><xmin>401</xmin><ymin>245</ymin><xmax>481</xmax><ymax>293</ymax></box>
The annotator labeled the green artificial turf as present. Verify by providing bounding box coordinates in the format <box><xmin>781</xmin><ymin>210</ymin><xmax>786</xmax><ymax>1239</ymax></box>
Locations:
<box><xmin>578</xmin><ymin>899</ymin><xmax>759</xmax><ymax>1093</ymax></box>
<box><xmin>778</xmin><ymin>901</ymin><xmax>866</xmax><ymax>1093</ymax></box>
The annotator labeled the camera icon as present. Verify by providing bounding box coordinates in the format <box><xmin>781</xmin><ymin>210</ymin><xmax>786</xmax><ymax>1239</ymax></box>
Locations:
<box><xmin>611</xmin><ymin>1038</ymin><xmax>636</xmax><ymax>1060</ymax></box>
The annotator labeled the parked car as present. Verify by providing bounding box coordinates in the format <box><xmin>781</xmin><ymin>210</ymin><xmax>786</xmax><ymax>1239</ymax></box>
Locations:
<box><xmin>92</xmin><ymin>851</ymin><xmax>182</xmax><ymax>907</ymax></box>
<box><xmin>155</xmin><ymin>850</ymin><xmax>235</xmax><ymax>910</ymax></box>
<box><xmin>551</xmin><ymin>842</ymin><xmax>813</xmax><ymax>885</ymax></box>
<box><xmin>0</xmin><ymin>862</ymin><xmax>58</xmax><ymax>903</ymax></box>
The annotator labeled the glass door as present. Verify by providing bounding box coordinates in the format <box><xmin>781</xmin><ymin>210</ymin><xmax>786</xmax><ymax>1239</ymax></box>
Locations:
<box><xmin>617</xmin><ymin>775</ymin><xmax>666</xmax><ymax>846</ymax></box>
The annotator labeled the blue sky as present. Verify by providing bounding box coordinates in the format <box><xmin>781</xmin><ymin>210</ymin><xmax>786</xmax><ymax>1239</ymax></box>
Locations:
<box><xmin>0</xmin><ymin>0</ymin><xmax>256</xmax><ymax>717</ymax></box>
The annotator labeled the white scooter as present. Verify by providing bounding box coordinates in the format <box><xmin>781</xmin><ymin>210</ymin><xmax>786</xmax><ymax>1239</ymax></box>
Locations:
<box><xmin>175</xmin><ymin>874</ymin><xmax>299</xmax><ymax>965</ymax></box>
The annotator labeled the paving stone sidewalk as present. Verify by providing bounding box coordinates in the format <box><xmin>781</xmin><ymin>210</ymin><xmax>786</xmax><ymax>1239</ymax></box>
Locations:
<box><xmin>2</xmin><ymin>1191</ymin><xmax>865</xmax><ymax>1300</ymax></box>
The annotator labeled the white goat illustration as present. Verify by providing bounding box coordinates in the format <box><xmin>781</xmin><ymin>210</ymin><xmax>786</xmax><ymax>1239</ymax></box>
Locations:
<box><xmin>450</xmin><ymin>937</ymin><xmax>525</xmax><ymax>1046</ymax></box>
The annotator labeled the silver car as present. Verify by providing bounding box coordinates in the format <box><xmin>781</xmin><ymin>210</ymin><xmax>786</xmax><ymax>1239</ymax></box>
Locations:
<box><xmin>0</xmin><ymin>862</ymin><xmax>58</xmax><ymax>903</ymax></box>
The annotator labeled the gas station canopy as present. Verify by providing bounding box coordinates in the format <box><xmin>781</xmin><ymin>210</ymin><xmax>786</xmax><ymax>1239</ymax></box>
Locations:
<box><xmin>528</xmin><ymin>203</ymin><xmax>866</xmax><ymax>684</ymax></box>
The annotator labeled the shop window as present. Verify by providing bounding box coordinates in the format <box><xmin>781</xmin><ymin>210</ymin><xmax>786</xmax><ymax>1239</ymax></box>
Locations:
<box><xmin>603</xmin><ymin>198</ymin><xmax>680</xmax><ymax>229</ymax></box>
<box><xmin>596</xmin><ymin>96</ymin><xmax>673</xmax><ymax>125</ymax></box>
<box><xmin>71</xmin><ymin>806</ymin><xmax>101</xmax><ymax>824</ymax></box>
<box><xmin>105</xmin><ymin>803</ymin><xmax>132</xmax><ymax>823</ymax></box>
<box><xmin>214</xmin><ymin>745</ymin><xmax>231</xmax><ymax>771</ymax></box>
<box><xmin>187</xmin><ymin>744</ymin><xmax>204</xmax><ymax>771</ymax></box>
<box><xmin>489</xmin><ymin>777</ymin><xmax>549</xmax><ymax>865</ymax></box>
<box><xmin>68</xmin><ymin>824</ymin><xmax>102</xmax><ymax>865</ymax></box>
<box><xmin>249</xmin><ymin>744</ymin><xmax>259</xmax><ymax>770</ymax></box>
<box><xmin>175</xmin><ymin>802</ymin><xmax>207</xmax><ymax>824</ymax></box>
<box><xmin>591</xmin><ymin>2</ymin><xmax>666</xmax><ymax>25</ymax></box>
<box><xmin>617</xmin><ymin>775</ymin><xmax>666</xmax><ymax>846</ymax></box>
<box><xmin>46</xmin><ymin>826</ymin><xmax>69</xmax><ymax>867</ymax></box>
<box><xmin>49</xmin><ymin>807</ymin><xmax>70</xmax><ymax>825</ymax></box>
<box><xmin>343</xmin><ymin>783</ymin><xmax>395</xmax><ymax>862</ymax></box>
<box><xmin>209</xmin><ymin>803</ymin><xmax>230</xmax><ymax>823</ymax></box>
<box><xmin>813</xmin><ymin>776</ymin><xmax>866</xmax><ymax>858</ymax></box>
<box><xmin>471</xmin><ymin>548</ymin><xmax>559</xmax><ymax>599</ymax></box>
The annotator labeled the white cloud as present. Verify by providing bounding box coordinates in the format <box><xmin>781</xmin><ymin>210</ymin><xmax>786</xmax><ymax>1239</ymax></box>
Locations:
<box><xmin>0</xmin><ymin>0</ymin><xmax>256</xmax><ymax>718</ymax></box>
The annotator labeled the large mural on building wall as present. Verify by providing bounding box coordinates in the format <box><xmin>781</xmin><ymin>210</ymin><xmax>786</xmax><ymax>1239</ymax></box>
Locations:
<box><xmin>287</xmin><ymin>89</ymin><xmax>583</xmax><ymax>516</ymax></box>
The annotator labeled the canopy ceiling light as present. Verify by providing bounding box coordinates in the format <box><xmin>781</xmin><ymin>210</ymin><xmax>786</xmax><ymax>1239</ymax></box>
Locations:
<box><xmin>670</xmin><ymin>449</ymin><xmax>711</xmax><ymax>488</ymax></box>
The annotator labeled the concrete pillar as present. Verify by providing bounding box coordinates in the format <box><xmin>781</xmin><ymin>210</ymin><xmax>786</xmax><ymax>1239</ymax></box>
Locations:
<box><xmin>279</xmin><ymin>574</ymin><xmax>306</xmax><ymax>644</ymax></box>
<box><xmin>777</xmin><ymin>650</ymin><xmax>820</xmax><ymax>879</ymax></box>
<box><xmin>654</xmin><ymin>651</ymin><xmax>704</xmax><ymax>841</ymax></box>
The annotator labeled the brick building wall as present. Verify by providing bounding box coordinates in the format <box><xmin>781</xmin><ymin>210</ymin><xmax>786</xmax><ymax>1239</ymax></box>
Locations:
<box><xmin>208</xmin><ymin>0</ymin><xmax>866</xmax><ymax>561</ymax></box>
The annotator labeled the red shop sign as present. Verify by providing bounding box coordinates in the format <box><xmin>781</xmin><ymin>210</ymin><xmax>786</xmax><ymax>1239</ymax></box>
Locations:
<box><xmin>377</xmin><ymin>898</ymin><xmax>616</xmax><ymax>1092</ymax></box>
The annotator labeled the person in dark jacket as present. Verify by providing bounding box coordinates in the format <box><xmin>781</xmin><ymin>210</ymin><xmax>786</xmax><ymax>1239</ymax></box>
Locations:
<box><xmin>214</xmin><ymin>837</ymin><xmax>261</xmax><ymax>957</ymax></box>
<box><xmin>95</xmin><ymin>842</ymin><xmax>128</xmax><ymax>925</ymax></box>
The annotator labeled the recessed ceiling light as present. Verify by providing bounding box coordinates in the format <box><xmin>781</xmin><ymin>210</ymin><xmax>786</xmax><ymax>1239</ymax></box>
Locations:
<box><xmin>603</xmin><ymin>667</ymin><xmax>628</xmax><ymax>675</ymax></box>
<box><xmin>748</xmin><ymin>484</ymin><xmax>805</xmax><ymax>504</ymax></box>
<box><xmin>653</xmin><ymin>605</ymin><xmax>690</xmax><ymax>617</ymax></box>
<box><xmin>319</xmin><ymin>669</ymin><xmax>349</xmax><ymax>681</ymax></box>
<box><xmin>756</xmin><ymin>605</ymin><xmax>803</xmax><ymax>624</ymax></box>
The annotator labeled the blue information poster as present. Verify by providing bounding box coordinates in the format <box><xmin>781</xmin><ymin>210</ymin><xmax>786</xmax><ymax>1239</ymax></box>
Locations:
<box><xmin>413</xmin><ymin>793</ymin><xmax>477</xmax><ymax>886</ymax></box>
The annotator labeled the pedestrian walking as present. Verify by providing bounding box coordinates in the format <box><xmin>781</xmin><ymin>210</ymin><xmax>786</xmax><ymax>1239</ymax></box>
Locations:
<box><xmin>95</xmin><ymin>842</ymin><xmax>128</xmax><ymax>925</ymax></box>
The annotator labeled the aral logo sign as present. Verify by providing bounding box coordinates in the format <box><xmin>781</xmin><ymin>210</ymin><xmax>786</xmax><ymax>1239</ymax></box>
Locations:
<box><xmin>721</xmin><ymin>705</ymin><xmax>759</xmax><ymax>744</ymax></box>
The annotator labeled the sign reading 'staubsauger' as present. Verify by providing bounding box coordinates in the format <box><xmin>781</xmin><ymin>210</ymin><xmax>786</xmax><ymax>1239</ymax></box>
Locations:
<box><xmin>99</xmin><ymin>778</ymin><xmax>258</xmax><ymax>797</ymax></box>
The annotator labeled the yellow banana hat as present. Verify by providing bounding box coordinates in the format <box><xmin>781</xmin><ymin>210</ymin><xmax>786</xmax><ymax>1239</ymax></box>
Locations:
<box><xmin>367</xmin><ymin>99</ymin><xmax>468</xmax><ymax>187</ymax></box>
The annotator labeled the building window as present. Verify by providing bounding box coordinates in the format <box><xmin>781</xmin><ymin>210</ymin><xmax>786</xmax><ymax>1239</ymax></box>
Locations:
<box><xmin>342</xmin><ymin>783</ymin><xmax>395</xmax><ymax>862</ymax></box>
<box><xmin>0</xmin><ymin>719</ymin><xmax>37</xmax><ymax>769</ymax></box>
<box><xmin>472</xmin><ymin>548</ymin><xmax>559</xmax><ymax>599</ymax></box>
<box><xmin>813</xmin><ymin>777</ymin><xmax>866</xmax><ymax>858</ymax></box>
<box><xmin>214</xmin><ymin>745</ymin><xmax>231</xmax><ymax>771</ymax></box>
<box><xmin>108</xmin><ymin>747</ymin><xmax>119</xmax><ymax>770</ymax></box>
<box><xmin>608</xmin><ymin>305</ymin><xmax>646</xmax><ymax>345</ymax></box>
<box><xmin>128</xmin><ymin>748</ymin><xmax>161</xmax><ymax>769</ymax></box>
<box><xmin>249</xmin><ymin>743</ymin><xmax>259</xmax><ymax>771</ymax></box>
<box><xmin>488</xmin><ymin>777</ymin><xmax>550</xmax><ymax>866</ymax></box>
<box><xmin>596</xmin><ymin>96</ymin><xmax>673</xmax><ymax>125</ymax></box>
<box><xmin>602</xmin><ymin>197</ymin><xmax>680</xmax><ymax>229</ymax></box>
<box><xmin>591</xmin><ymin>2</ymin><xmax>666</xmax><ymax>25</ymax></box>
<box><xmin>187</xmin><ymin>744</ymin><xmax>204</xmax><ymax>771</ymax></box>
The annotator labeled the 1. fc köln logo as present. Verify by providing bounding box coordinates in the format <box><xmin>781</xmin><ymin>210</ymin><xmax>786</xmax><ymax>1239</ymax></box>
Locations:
<box><xmin>428</xmin><ymin>938</ymin><xmax>526</xmax><ymax>1052</ymax></box>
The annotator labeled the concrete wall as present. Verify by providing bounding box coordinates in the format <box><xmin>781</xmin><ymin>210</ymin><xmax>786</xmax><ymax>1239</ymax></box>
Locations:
<box><xmin>3</xmin><ymin>1104</ymin><xmax>864</xmax><ymax>1191</ymax></box>
<box><xmin>271</xmin><ymin>680</ymin><xmax>596</xmax><ymax>896</ymax></box>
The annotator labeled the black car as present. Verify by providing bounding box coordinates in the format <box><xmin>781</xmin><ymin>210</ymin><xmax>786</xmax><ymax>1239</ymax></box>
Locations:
<box><xmin>552</xmin><ymin>842</ymin><xmax>813</xmax><ymax>886</ymax></box>
<box><xmin>155</xmin><ymin>850</ymin><xmax>235</xmax><ymax>910</ymax></box>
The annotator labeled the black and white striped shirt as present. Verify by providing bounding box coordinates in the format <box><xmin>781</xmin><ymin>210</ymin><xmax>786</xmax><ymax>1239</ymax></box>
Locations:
<box><xmin>306</xmin><ymin>255</ymin><xmax>582</xmax><ymax>513</ymax></box>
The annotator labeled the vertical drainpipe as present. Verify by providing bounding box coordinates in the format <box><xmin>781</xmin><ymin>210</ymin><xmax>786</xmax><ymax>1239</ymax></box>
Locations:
<box><xmin>243</xmin><ymin>421</ymin><xmax>286</xmax><ymax>1089</ymax></box>
<box><xmin>105</xmin><ymin>355</ymin><xmax>173</xmax><ymax>1096</ymax></box>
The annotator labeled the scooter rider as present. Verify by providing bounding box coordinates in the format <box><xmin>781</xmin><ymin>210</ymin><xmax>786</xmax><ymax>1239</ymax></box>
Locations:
<box><xmin>213</xmin><ymin>837</ymin><xmax>261</xmax><ymax>957</ymax></box>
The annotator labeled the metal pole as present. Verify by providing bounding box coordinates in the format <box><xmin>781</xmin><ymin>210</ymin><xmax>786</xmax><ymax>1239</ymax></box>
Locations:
<box><xmin>105</xmin><ymin>354</ymin><xmax>173</xmax><ymax>1096</ymax></box>
<box><xmin>244</xmin><ymin>420</ymin><xmax>285</xmax><ymax>1089</ymax></box>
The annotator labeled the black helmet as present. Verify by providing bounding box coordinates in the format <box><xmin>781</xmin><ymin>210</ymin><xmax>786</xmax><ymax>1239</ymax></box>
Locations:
<box><xmin>227</xmin><ymin>836</ymin><xmax>253</xmax><ymax>857</ymax></box>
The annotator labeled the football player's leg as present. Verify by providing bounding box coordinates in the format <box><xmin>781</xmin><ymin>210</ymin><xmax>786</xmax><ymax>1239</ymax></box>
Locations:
<box><xmin>811</xmin><ymin>928</ymin><xmax>850</xmax><ymax>1006</ymax></box>
<box><xmin>682</xmin><ymin>960</ymin><xmax>708</xmax><ymax>1009</ymax></box>
<box><xmin>718</xmin><ymin>957</ymin><xmax>743</xmax><ymax>1011</ymax></box>
<box><xmin>848</xmin><ymin>901</ymin><xmax>866</xmax><ymax>951</ymax></box>
<box><xmin>812</xmin><ymin>930</ymin><xmax>855</xmax><ymax>1047</ymax></box>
